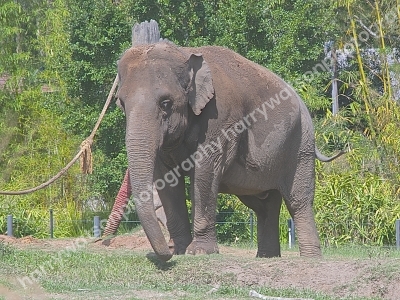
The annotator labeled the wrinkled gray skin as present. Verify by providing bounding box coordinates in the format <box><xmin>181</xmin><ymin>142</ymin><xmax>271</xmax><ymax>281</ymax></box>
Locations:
<box><xmin>117</xmin><ymin>43</ymin><xmax>343</xmax><ymax>261</ymax></box>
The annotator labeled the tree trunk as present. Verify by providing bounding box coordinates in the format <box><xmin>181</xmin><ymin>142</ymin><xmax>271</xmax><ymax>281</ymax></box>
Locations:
<box><xmin>331</xmin><ymin>43</ymin><xmax>339</xmax><ymax>115</ymax></box>
<box><xmin>132</xmin><ymin>20</ymin><xmax>160</xmax><ymax>46</ymax></box>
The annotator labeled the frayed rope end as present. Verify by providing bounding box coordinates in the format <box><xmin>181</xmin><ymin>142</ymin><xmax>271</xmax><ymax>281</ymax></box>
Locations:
<box><xmin>80</xmin><ymin>140</ymin><xmax>93</xmax><ymax>174</ymax></box>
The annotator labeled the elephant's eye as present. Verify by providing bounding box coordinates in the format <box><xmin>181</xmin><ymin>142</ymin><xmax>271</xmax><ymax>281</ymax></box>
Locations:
<box><xmin>160</xmin><ymin>99</ymin><xmax>172</xmax><ymax>112</ymax></box>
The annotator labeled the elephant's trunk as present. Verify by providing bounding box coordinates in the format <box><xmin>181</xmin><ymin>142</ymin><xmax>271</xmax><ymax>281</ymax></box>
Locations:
<box><xmin>126</xmin><ymin>116</ymin><xmax>172</xmax><ymax>261</ymax></box>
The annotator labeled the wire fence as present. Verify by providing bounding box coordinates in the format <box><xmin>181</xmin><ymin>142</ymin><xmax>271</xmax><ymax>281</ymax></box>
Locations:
<box><xmin>3</xmin><ymin>211</ymin><xmax>400</xmax><ymax>250</ymax></box>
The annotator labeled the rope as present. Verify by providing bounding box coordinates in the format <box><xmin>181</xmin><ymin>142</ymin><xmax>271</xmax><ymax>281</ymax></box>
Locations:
<box><xmin>0</xmin><ymin>74</ymin><xmax>119</xmax><ymax>195</ymax></box>
<box><xmin>80</xmin><ymin>139</ymin><xmax>93</xmax><ymax>175</ymax></box>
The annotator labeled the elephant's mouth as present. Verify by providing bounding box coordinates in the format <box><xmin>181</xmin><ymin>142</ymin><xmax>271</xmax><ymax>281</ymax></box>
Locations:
<box><xmin>161</xmin><ymin>138</ymin><xmax>183</xmax><ymax>152</ymax></box>
<box><xmin>256</xmin><ymin>191</ymin><xmax>270</xmax><ymax>200</ymax></box>
<box><xmin>160</xmin><ymin>131</ymin><xmax>185</xmax><ymax>152</ymax></box>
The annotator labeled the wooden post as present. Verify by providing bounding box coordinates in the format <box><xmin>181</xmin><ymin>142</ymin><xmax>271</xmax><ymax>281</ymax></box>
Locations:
<box><xmin>132</xmin><ymin>19</ymin><xmax>161</xmax><ymax>46</ymax></box>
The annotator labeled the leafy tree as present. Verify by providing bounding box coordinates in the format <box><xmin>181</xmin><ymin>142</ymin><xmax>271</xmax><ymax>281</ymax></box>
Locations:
<box><xmin>0</xmin><ymin>0</ymin><xmax>89</xmax><ymax>237</ymax></box>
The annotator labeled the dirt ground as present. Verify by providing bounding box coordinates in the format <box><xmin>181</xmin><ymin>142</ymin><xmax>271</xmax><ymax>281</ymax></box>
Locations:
<box><xmin>1</xmin><ymin>233</ymin><xmax>400</xmax><ymax>300</ymax></box>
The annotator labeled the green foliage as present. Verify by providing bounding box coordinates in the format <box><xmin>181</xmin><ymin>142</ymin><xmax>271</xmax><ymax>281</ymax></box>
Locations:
<box><xmin>216</xmin><ymin>194</ymin><xmax>252</xmax><ymax>244</ymax></box>
<box><xmin>60</xmin><ymin>0</ymin><xmax>130</xmax><ymax>203</ymax></box>
<box><xmin>0</xmin><ymin>240</ymin><xmax>14</xmax><ymax>259</ymax></box>
<box><xmin>215</xmin><ymin>194</ymin><xmax>292</xmax><ymax>245</ymax></box>
<box><xmin>315</xmin><ymin>106</ymin><xmax>400</xmax><ymax>246</ymax></box>
<box><xmin>0</xmin><ymin>0</ymin><xmax>90</xmax><ymax>237</ymax></box>
<box><xmin>316</xmin><ymin>163</ymin><xmax>400</xmax><ymax>245</ymax></box>
<box><xmin>309</xmin><ymin>0</ymin><xmax>400</xmax><ymax>247</ymax></box>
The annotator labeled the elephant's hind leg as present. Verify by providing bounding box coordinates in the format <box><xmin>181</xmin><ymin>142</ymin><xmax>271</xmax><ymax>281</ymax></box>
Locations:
<box><xmin>281</xmin><ymin>160</ymin><xmax>322</xmax><ymax>257</ymax></box>
<box><xmin>239</xmin><ymin>190</ymin><xmax>282</xmax><ymax>258</ymax></box>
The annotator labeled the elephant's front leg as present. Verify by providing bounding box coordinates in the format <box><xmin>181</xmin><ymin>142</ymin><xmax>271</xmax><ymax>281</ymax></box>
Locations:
<box><xmin>186</xmin><ymin>170</ymin><xmax>219</xmax><ymax>255</ymax></box>
<box><xmin>155</xmin><ymin>163</ymin><xmax>192</xmax><ymax>255</ymax></box>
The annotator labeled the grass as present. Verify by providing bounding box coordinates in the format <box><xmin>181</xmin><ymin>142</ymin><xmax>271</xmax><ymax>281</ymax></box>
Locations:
<box><xmin>225</xmin><ymin>241</ymin><xmax>400</xmax><ymax>259</ymax></box>
<box><xmin>0</xmin><ymin>242</ymin><xmax>396</xmax><ymax>300</ymax></box>
<box><xmin>321</xmin><ymin>244</ymin><xmax>400</xmax><ymax>259</ymax></box>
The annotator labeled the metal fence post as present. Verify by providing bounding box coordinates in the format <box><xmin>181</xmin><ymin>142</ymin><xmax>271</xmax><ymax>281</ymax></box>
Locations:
<box><xmin>288</xmin><ymin>218</ymin><xmax>295</xmax><ymax>248</ymax></box>
<box><xmin>93</xmin><ymin>216</ymin><xmax>101</xmax><ymax>238</ymax></box>
<box><xmin>49</xmin><ymin>209</ymin><xmax>54</xmax><ymax>238</ymax></box>
<box><xmin>7</xmin><ymin>215</ymin><xmax>13</xmax><ymax>237</ymax></box>
<box><xmin>250</xmin><ymin>210</ymin><xmax>254</xmax><ymax>246</ymax></box>
<box><xmin>396</xmin><ymin>219</ymin><xmax>400</xmax><ymax>250</ymax></box>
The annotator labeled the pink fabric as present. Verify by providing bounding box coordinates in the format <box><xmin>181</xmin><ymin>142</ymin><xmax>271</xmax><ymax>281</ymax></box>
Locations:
<box><xmin>103</xmin><ymin>169</ymin><xmax>131</xmax><ymax>236</ymax></box>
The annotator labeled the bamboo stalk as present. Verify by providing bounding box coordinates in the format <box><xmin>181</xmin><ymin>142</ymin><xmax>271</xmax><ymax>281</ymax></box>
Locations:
<box><xmin>375</xmin><ymin>0</ymin><xmax>392</xmax><ymax>99</ymax></box>
<box><xmin>397</xmin><ymin>0</ymin><xmax>400</xmax><ymax>33</ymax></box>
<box><xmin>347</xmin><ymin>2</ymin><xmax>376</xmax><ymax>137</ymax></box>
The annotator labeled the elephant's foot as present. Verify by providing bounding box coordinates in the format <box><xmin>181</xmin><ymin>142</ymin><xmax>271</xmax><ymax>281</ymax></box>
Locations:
<box><xmin>256</xmin><ymin>242</ymin><xmax>281</xmax><ymax>258</ymax></box>
<box><xmin>186</xmin><ymin>239</ymin><xmax>219</xmax><ymax>255</ymax></box>
<box><xmin>168</xmin><ymin>237</ymin><xmax>192</xmax><ymax>255</ymax></box>
<box><xmin>298</xmin><ymin>244</ymin><xmax>322</xmax><ymax>258</ymax></box>
<box><xmin>256</xmin><ymin>250</ymin><xmax>281</xmax><ymax>258</ymax></box>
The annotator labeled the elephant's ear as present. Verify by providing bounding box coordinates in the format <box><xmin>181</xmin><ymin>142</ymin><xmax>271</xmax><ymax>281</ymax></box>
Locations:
<box><xmin>187</xmin><ymin>53</ymin><xmax>214</xmax><ymax>115</ymax></box>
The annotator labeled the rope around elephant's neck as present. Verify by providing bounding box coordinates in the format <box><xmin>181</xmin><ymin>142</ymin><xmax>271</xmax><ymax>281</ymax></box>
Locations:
<box><xmin>0</xmin><ymin>74</ymin><xmax>119</xmax><ymax>195</ymax></box>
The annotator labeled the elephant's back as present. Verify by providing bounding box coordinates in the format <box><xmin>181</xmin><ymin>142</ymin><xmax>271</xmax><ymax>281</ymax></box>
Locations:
<box><xmin>185</xmin><ymin>46</ymin><xmax>300</xmax><ymax>112</ymax></box>
<box><xmin>187</xmin><ymin>46</ymin><xmax>284</xmax><ymax>88</ymax></box>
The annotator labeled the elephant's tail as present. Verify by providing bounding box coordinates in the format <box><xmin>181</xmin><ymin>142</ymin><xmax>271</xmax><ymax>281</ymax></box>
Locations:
<box><xmin>315</xmin><ymin>146</ymin><xmax>346</xmax><ymax>162</ymax></box>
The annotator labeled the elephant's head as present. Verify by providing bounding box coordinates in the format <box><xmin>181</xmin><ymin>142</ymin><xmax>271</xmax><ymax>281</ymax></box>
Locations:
<box><xmin>116</xmin><ymin>43</ymin><xmax>214</xmax><ymax>260</ymax></box>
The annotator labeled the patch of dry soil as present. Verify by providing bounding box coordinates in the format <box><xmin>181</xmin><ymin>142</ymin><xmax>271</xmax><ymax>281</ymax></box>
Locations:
<box><xmin>1</xmin><ymin>234</ymin><xmax>399</xmax><ymax>299</ymax></box>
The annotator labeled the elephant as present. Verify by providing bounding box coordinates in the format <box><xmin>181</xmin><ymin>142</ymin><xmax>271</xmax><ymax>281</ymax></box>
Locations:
<box><xmin>116</xmin><ymin>41</ymin><xmax>344</xmax><ymax>261</ymax></box>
